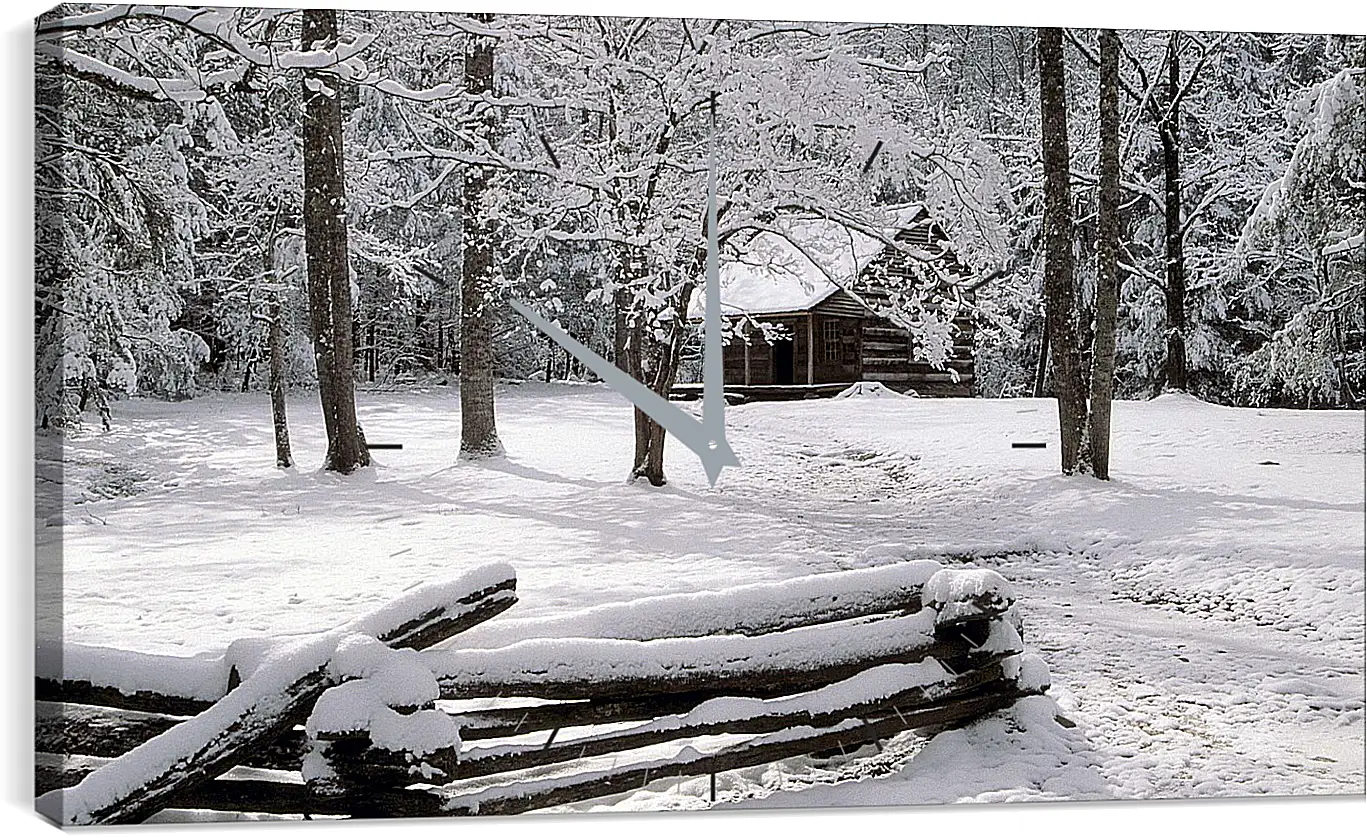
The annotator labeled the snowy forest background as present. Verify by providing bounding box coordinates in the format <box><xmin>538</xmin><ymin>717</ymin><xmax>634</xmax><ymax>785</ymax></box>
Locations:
<box><xmin>34</xmin><ymin>5</ymin><xmax>1364</xmax><ymax>467</ymax></box>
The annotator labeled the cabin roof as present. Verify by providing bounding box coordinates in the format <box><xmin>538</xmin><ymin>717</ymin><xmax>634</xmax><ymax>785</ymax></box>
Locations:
<box><xmin>689</xmin><ymin>204</ymin><xmax>940</xmax><ymax>318</ymax></box>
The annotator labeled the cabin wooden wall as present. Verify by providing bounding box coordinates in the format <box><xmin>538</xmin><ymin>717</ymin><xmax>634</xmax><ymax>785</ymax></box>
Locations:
<box><xmin>723</xmin><ymin>316</ymin><xmax>811</xmax><ymax>385</ymax></box>
<box><xmin>723</xmin><ymin>306</ymin><xmax>974</xmax><ymax>396</ymax></box>
<box><xmin>858</xmin><ymin>315</ymin><xmax>975</xmax><ymax>397</ymax></box>
<box><xmin>854</xmin><ymin>224</ymin><xmax>977</xmax><ymax>397</ymax></box>
<box><xmin>809</xmin><ymin>312</ymin><xmax>863</xmax><ymax>385</ymax></box>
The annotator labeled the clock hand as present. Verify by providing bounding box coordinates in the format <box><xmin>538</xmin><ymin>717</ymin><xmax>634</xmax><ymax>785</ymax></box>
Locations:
<box><xmin>509</xmin><ymin>300</ymin><xmax>739</xmax><ymax>486</ymax></box>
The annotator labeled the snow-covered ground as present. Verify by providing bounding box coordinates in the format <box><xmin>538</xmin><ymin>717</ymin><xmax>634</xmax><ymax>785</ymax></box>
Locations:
<box><xmin>37</xmin><ymin>383</ymin><xmax>1366</xmax><ymax>807</ymax></box>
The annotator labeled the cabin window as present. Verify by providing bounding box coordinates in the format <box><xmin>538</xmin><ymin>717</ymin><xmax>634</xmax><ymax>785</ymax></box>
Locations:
<box><xmin>822</xmin><ymin>320</ymin><xmax>841</xmax><ymax>361</ymax></box>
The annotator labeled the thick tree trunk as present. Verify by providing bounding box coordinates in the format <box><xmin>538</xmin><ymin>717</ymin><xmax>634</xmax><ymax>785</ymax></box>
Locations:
<box><xmin>1160</xmin><ymin>31</ymin><xmax>1187</xmax><ymax>392</ymax></box>
<box><xmin>268</xmin><ymin>292</ymin><xmax>293</xmax><ymax>469</ymax></box>
<box><xmin>634</xmin><ymin>418</ymin><xmax>668</xmax><ymax>486</ymax></box>
<box><xmin>1037</xmin><ymin>27</ymin><xmax>1087</xmax><ymax>474</ymax></box>
<box><xmin>622</xmin><ymin>243</ymin><xmax>704</xmax><ymax>486</ymax></box>
<box><xmin>1088</xmin><ymin>29</ymin><xmax>1123</xmax><ymax>480</ymax></box>
<box><xmin>301</xmin><ymin>8</ymin><xmax>369</xmax><ymax>474</ymax></box>
<box><xmin>458</xmin><ymin>13</ymin><xmax>504</xmax><ymax>460</ymax></box>
<box><xmin>632</xmin><ymin>355</ymin><xmax>670</xmax><ymax>487</ymax></box>
<box><xmin>629</xmin><ymin>295</ymin><xmax>695</xmax><ymax>487</ymax></box>
<box><xmin>613</xmin><ymin>280</ymin><xmax>633</xmax><ymax>372</ymax></box>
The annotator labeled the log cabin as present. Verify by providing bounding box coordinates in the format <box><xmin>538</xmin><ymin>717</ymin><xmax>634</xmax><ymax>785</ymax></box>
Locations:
<box><xmin>681</xmin><ymin>205</ymin><xmax>976</xmax><ymax>400</ymax></box>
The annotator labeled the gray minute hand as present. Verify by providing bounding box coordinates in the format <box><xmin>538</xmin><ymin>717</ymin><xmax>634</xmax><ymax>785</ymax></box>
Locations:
<box><xmin>507</xmin><ymin>299</ymin><xmax>740</xmax><ymax>486</ymax></box>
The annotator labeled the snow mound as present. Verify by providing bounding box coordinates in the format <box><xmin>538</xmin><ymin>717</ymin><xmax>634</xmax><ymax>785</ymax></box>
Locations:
<box><xmin>329</xmin><ymin>635</ymin><xmax>441</xmax><ymax>708</ymax></box>
<box><xmin>1149</xmin><ymin>391</ymin><xmax>1214</xmax><ymax>408</ymax></box>
<box><xmin>1004</xmin><ymin>653</ymin><xmax>1051</xmax><ymax>693</ymax></box>
<box><xmin>923</xmin><ymin>568</ymin><xmax>1015</xmax><ymax>625</ymax></box>
<box><xmin>307</xmin><ymin>680</ymin><xmax>459</xmax><ymax>758</ymax></box>
<box><xmin>835</xmin><ymin>382</ymin><xmax>906</xmax><ymax>399</ymax></box>
<box><xmin>306</xmin><ymin>635</ymin><xmax>460</xmax><ymax>773</ymax></box>
<box><xmin>884</xmin><ymin>694</ymin><xmax>1110</xmax><ymax>803</ymax></box>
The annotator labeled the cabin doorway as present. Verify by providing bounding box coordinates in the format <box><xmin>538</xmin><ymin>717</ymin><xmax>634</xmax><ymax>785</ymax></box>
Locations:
<box><xmin>773</xmin><ymin>338</ymin><xmax>795</xmax><ymax>385</ymax></box>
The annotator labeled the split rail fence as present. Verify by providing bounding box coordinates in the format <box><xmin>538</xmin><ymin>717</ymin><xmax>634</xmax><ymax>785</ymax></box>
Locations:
<box><xmin>36</xmin><ymin>560</ymin><xmax>1048</xmax><ymax>824</ymax></box>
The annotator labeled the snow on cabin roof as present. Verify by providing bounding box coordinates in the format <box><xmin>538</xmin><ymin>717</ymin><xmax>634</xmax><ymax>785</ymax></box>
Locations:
<box><xmin>689</xmin><ymin>205</ymin><xmax>929</xmax><ymax>318</ymax></box>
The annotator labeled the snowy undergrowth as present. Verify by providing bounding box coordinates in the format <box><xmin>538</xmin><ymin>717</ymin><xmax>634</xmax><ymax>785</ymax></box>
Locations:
<box><xmin>41</xmin><ymin>383</ymin><xmax>1365</xmax><ymax>805</ymax></box>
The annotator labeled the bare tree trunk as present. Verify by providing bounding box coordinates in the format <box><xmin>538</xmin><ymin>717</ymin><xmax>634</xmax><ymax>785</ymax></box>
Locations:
<box><xmin>268</xmin><ymin>292</ymin><xmax>293</xmax><ymax>469</ymax></box>
<box><xmin>630</xmin><ymin>316</ymin><xmax>691</xmax><ymax>487</ymax></box>
<box><xmin>434</xmin><ymin>316</ymin><xmax>445</xmax><ymax>373</ymax></box>
<box><xmin>240</xmin><ymin>349</ymin><xmax>254</xmax><ymax>393</ymax></box>
<box><xmin>637</xmin><ymin>418</ymin><xmax>670</xmax><ymax>486</ymax></box>
<box><xmin>627</xmin><ymin>318</ymin><xmax>651</xmax><ymax>474</ymax></box>
<box><xmin>1037</xmin><ymin>27</ymin><xmax>1087</xmax><ymax>474</ymax></box>
<box><xmin>622</xmin><ymin>232</ymin><xmax>707</xmax><ymax>486</ymax></box>
<box><xmin>302</xmin><ymin>8</ymin><xmax>369</xmax><ymax>474</ymax></box>
<box><xmin>445</xmin><ymin>292</ymin><xmax>458</xmax><ymax>373</ymax></box>
<box><xmin>459</xmin><ymin>13</ymin><xmax>504</xmax><ymax>460</ymax></box>
<box><xmin>1088</xmin><ymin>28</ymin><xmax>1122</xmax><ymax>480</ymax></box>
<box><xmin>366</xmin><ymin>322</ymin><xmax>376</xmax><ymax>382</ymax></box>
<box><xmin>1032</xmin><ymin>324</ymin><xmax>1050</xmax><ymax>398</ymax></box>
<box><xmin>1159</xmin><ymin>31</ymin><xmax>1187</xmax><ymax>392</ymax></box>
<box><xmin>613</xmin><ymin>284</ymin><xmax>632</xmax><ymax>373</ymax></box>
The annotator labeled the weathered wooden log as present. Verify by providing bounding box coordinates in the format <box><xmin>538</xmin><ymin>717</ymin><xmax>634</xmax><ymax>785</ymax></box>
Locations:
<box><xmin>39</xmin><ymin>651</ymin><xmax>1021</xmax><ymax>779</ymax></box>
<box><xmin>36</xmin><ymin>564</ymin><xmax>516</xmax><ymax>826</ymax></box>
<box><xmin>429</xmin><ymin>609</ymin><xmax>1022</xmax><ymax>702</ymax></box>
<box><xmin>35</xmin><ymin>680</ymin><xmax>214</xmax><ymax>717</ymax></box>
<box><xmin>439</xmin><ymin>688</ymin><xmax>1036</xmax><ymax>816</ymax></box>
<box><xmin>38</xmin><ymin>758</ymin><xmax>438</xmax><ymax>818</ymax></box>
<box><xmin>36</xmin><ymin>701</ymin><xmax>184</xmax><ymax>760</ymax></box>
<box><xmin>452</xmin><ymin>693</ymin><xmax>712</xmax><ymax>740</ymax></box>
<box><xmin>448</xmin><ymin>658</ymin><xmax>1012</xmax><ymax>781</ymax></box>
<box><xmin>457</xmin><ymin>561</ymin><xmax>942</xmax><ymax>648</ymax></box>
<box><xmin>165</xmin><ymin>779</ymin><xmax>439</xmax><ymax>818</ymax></box>
<box><xmin>310</xmin><ymin>737</ymin><xmax>462</xmax><ymax>791</ymax></box>
<box><xmin>450</xmin><ymin>648</ymin><xmax>1021</xmax><ymax>742</ymax></box>
<box><xmin>37</xmin><ymin>610</ymin><xmax>1020</xmax><ymax>772</ymax></box>
<box><xmin>38</xmin><ymin>657</ymin><xmax>999</xmax><ymax>792</ymax></box>
<box><xmin>35</xmin><ymin>701</ymin><xmax>308</xmax><ymax>773</ymax></box>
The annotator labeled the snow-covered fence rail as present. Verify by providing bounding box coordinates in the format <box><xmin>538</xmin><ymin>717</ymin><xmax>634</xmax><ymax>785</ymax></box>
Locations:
<box><xmin>36</xmin><ymin>562</ymin><xmax>1047</xmax><ymax>822</ymax></box>
<box><xmin>425</xmin><ymin>608</ymin><xmax>1013</xmax><ymax>702</ymax></box>
<box><xmin>446</xmin><ymin>559</ymin><xmax>946</xmax><ymax>646</ymax></box>
<box><xmin>36</xmin><ymin>564</ymin><xmax>518</xmax><ymax>825</ymax></box>
<box><xmin>35</xmin><ymin>561</ymin><xmax>943</xmax><ymax>715</ymax></box>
